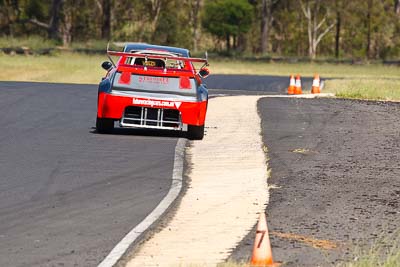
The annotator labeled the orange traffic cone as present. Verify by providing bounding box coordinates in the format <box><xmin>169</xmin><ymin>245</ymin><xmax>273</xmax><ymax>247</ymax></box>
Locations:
<box><xmin>311</xmin><ymin>74</ymin><xmax>321</xmax><ymax>94</ymax></box>
<box><xmin>287</xmin><ymin>74</ymin><xmax>295</xmax><ymax>95</ymax></box>
<box><xmin>250</xmin><ymin>213</ymin><xmax>279</xmax><ymax>266</ymax></box>
<box><xmin>294</xmin><ymin>74</ymin><xmax>302</xmax><ymax>95</ymax></box>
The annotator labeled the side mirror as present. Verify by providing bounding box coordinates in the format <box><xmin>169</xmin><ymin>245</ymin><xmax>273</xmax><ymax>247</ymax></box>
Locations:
<box><xmin>198</xmin><ymin>67</ymin><xmax>210</xmax><ymax>78</ymax></box>
<box><xmin>101</xmin><ymin>61</ymin><xmax>113</xmax><ymax>71</ymax></box>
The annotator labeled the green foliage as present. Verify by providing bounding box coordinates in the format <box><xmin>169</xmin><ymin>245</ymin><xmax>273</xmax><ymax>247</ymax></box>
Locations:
<box><xmin>202</xmin><ymin>0</ymin><xmax>253</xmax><ymax>39</ymax></box>
<box><xmin>1</xmin><ymin>0</ymin><xmax>400</xmax><ymax>59</ymax></box>
<box><xmin>153</xmin><ymin>1</ymin><xmax>192</xmax><ymax>48</ymax></box>
<box><xmin>0</xmin><ymin>36</ymin><xmax>57</xmax><ymax>50</ymax></box>
<box><xmin>25</xmin><ymin>0</ymin><xmax>48</xmax><ymax>21</ymax></box>
<box><xmin>270</xmin><ymin>3</ymin><xmax>308</xmax><ymax>56</ymax></box>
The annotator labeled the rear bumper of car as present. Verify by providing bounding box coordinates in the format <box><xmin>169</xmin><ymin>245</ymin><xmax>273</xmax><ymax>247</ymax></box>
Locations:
<box><xmin>97</xmin><ymin>92</ymin><xmax>207</xmax><ymax>128</ymax></box>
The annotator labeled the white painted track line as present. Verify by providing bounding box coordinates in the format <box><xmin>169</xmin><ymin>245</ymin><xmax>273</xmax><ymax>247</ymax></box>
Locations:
<box><xmin>97</xmin><ymin>138</ymin><xmax>187</xmax><ymax>267</ymax></box>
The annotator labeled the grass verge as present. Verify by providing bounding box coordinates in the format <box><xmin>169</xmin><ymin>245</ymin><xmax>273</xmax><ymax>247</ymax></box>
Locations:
<box><xmin>1</xmin><ymin>53</ymin><xmax>400</xmax><ymax>100</ymax></box>
<box><xmin>211</xmin><ymin>60</ymin><xmax>400</xmax><ymax>79</ymax></box>
<box><xmin>211</xmin><ymin>60</ymin><xmax>400</xmax><ymax>101</ymax></box>
<box><xmin>0</xmin><ymin>53</ymin><xmax>105</xmax><ymax>84</ymax></box>
<box><xmin>324</xmin><ymin>78</ymin><xmax>400</xmax><ymax>101</ymax></box>
<box><xmin>0</xmin><ymin>36</ymin><xmax>57</xmax><ymax>50</ymax></box>
<box><xmin>0</xmin><ymin>36</ymin><xmax>109</xmax><ymax>51</ymax></box>
<box><xmin>338</xmin><ymin>232</ymin><xmax>400</xmax><ymax>267</ymax></box>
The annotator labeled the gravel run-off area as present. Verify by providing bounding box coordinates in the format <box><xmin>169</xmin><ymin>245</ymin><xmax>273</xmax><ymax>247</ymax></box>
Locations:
<box><xmin>230</xmin><ymin>98</ymin><xmax>400</xmax><ymax>266</ymax></box>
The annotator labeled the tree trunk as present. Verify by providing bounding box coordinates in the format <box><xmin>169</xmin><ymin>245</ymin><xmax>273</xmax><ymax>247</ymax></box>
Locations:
<box><xmin>5</xmin><ymin>7</ymin><xmax>13</xmax><ymax>36</ymax></box>
<box><xmin>395</xmin><ymin>0</ymin><xmax>400</xmax><ymax>15</ymax></box>
<box><xmin>26</xmin><ymin>0</ymin><xmax>63</xmax><ymax>41</ymax></box>
<box><xmin>335</xmin><ymin>1</ymin><xmax>341</xmax><ymax>59</ymax></box>
<box><xmin>366</xmin><ymin>0</ymin><xmax>372</xmax><ymax>59</ymax></box>
<box><xmin>150</xmin><ymin>0</ymin><xmax>163</xmax><ymax>40</ymax></box>
<box><xmin>62</xmin><ymin>3</ymin><xmax>72</xmax><ymax>46</ymax></box>
<box><xmin>48</xmin><ymin>0</ymin><xmax>63</xmax><ymax>41</ymax></box>
<box><xmin>101</xmin><ymin>0</ymin><xmax>111</xmax><ymax>40</ymax></box>
<box><xmin>260</xmin><ymin>0</ymin><xmax>276</xmax><ymax>54</ymax></box>
<box><xmin>301</xmin><ymin>1</ymin><xmax>315</xmax><ymax>58</ymax></box>
<box><xmin>300</xmin><ymin>0</ymin><xmax>335</xmax><ymax>59</ymax></box>
<box><xmin>190</xmin><ymin>0</ymin><xmax>202</xmax><ymax>52</ymax></box>
<box><xmin>226</xmin><ymin>34</ymin><xmax>230</xmax><ymax>51</ymax></box>
<box><xmin>3</xmin><ymin>0</ymin><xmax>21</xmax><ymax>36</ymax></box>
<box><xmin>260</xmin><ymin>0</ymin><xmax>268</xmax><ymax>53</ymax></box>
<box><xmin>13</xmin><ymin>0</ymin><xmax>21</xmax><ymax>20</ymax></box>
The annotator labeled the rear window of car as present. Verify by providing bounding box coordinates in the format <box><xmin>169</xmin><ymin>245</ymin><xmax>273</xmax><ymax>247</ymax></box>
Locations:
<box><xmin>124</xmin><ymin>53</ymin><xmax>189</xmax><ymax>70</ymax></box>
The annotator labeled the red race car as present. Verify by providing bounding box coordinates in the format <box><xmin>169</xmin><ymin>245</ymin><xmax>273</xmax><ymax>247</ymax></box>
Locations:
<box><xmin>96</xmin><ymin>43</ymin><xmax>210</xmax><ymax>140</ymax></box>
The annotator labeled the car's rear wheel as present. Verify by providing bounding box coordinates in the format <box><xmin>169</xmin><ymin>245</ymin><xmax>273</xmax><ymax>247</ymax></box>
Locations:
<box><xmin>96</xmin><ymin>117</ymin><xmax>114</xmax><ymax>133</ymax></box>
<box><xmin>187</xmin><ymin>125</ymin><xmax>205</xmax><ymax>140</ymax></box>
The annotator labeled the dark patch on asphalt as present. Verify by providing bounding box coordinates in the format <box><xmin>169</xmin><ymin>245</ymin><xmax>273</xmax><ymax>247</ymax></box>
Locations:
<box><xmin>0</xmin><ymin>81</ymin><xmax>178</xmax><ymax>266</ymax></box>
<box><xmin>229</xmin><ymin>98</ymin><xmax>400</xmax><ymax>266</ymax></box>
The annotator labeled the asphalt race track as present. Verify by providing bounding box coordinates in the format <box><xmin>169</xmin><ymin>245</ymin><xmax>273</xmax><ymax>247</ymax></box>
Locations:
<box><xmin>3</xmin><ymin>77</ymin><xmax>399</xmax><ymax>267</ymax></box>
<box><xmin>0</xmin><ymin>82</ymin><xmax>180</xmax><ymax>266</ymax></box>
<box><xmin>0</xmin><ymin>75</ymin><xmax>330</xmax><ymax>266</ymax></box>
<box><xmin>0</xmin><ymin>76</ymin><xmax>290</xmax><ymax>266</ymax></box>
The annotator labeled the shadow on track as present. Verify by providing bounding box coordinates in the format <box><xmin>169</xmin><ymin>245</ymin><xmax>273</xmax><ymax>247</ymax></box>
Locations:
<box><xmin>90</xmin><ymin>126</ymin><xmax>186</xmax><ymax>139</ymax></box>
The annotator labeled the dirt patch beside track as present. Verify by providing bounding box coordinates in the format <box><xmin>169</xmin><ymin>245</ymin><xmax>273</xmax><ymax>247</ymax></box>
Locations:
<box><xmin>230</xmin><ymin>98</ymin><xmax>400</xmax><ymax>266</ymax></box>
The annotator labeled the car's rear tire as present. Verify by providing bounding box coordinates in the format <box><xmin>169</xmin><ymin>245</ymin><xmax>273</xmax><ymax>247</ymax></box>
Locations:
<box><xmin>187</xmin><ymin>125</ymin><xmax>205</xmax><ymax>140</ymax></box>
<box><xmin>96</xmin><ymin>117</ymin><xmax>114</xmax><ymax>133</ymax></box>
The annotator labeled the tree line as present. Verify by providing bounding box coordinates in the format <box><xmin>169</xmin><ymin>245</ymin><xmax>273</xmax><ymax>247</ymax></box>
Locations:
<box><xmin>1</xmin><ymin>0</ymin><xmax>400</xmax><ymax>60</ymax></box>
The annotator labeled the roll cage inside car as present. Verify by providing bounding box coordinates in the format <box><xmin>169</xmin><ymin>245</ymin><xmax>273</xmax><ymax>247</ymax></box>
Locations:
<box><xmin>107</xmin><ymin>50</ymin><xmax>208</xmax><ymax>72</ymax></box>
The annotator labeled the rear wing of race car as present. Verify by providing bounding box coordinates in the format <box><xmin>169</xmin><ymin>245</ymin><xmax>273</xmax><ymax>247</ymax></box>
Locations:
<box><xmin>106</xmin><ymin>43</ymin><xmax>209</xmax><ymax>69</ymax></box>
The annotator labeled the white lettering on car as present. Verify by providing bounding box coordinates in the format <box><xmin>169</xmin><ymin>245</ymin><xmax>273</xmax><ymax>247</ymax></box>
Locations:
<box><xmin>132</xmin><ymin>98</ymin><xmax>175</xmax><ymax>108</ymax></box>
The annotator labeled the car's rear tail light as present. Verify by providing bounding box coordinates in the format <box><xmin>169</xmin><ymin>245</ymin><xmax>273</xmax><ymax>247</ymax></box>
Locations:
<box><xmin>119</xmin><ymin>71</ymin><xmax>131</xmax><ymax>84</ymax></box>
<box><xmin>179</xmin><ymin>76</ymin><xmax>192</xmax><ymax>89</ymax></box>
